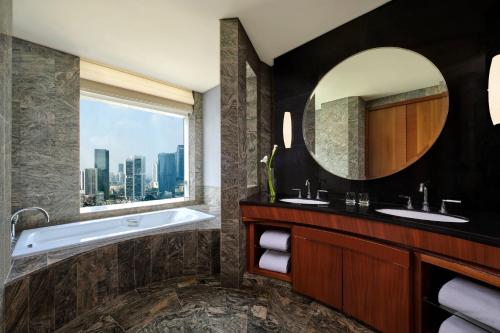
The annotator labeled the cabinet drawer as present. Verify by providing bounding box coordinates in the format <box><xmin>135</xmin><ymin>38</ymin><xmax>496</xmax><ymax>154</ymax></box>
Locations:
<box><xmin>294</xmin><ymin>225</ymin><xmax>410</xmax><ymax>269</ymax></box>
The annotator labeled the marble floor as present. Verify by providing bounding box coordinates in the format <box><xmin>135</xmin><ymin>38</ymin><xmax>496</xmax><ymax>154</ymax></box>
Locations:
<box><xmin>56</xmin><ymin>274</ymin><xmax>374</xmax><ymax>333</ymax></box>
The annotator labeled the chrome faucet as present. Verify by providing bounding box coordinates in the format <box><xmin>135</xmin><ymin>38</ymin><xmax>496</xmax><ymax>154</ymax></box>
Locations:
<box><xmin>419</xmin><ymin>183</ymin><xmax>430</xmax><ymax>212</ymax></box>
<box><xmin>305</xmin><ymin>179</ymin><xmax>311</xmax><ymax>199</ymax></box>
<box><xmin>11</xmin><ymin>207</ymin><xmax>50</xmax><ymax>242</ymax></box>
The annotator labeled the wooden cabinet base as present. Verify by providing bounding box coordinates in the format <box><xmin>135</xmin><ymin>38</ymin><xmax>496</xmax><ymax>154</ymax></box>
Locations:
<box><xmin>241</xmin><ymin>204</ymin><xmax>500</xmax><ymax>333</ymax></box>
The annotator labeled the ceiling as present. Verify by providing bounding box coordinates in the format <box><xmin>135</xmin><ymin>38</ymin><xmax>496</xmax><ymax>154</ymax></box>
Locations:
<box><xmin>13</xmin><ymin>0</ymin><xmax>389</xmax><ymax>92</ymax></box>
<box><xmin>314</xmin><ymin>47</ymin><xmax>446</xmax><ymax>109</ymax></box>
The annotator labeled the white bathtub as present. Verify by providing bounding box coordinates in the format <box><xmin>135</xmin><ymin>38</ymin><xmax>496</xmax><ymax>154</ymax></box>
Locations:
<box><xmin>12</xmin><ymin>207</ymin><xmax>215</xmax><ymax>259</ymax></box>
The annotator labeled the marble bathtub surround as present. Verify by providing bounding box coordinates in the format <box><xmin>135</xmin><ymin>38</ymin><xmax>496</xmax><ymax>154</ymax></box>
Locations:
<box><xmin>55</xmin><ymin>274</ymin><xmax>372</xmax><ymax>333</ymax></box>
<box><xmin>4</xmin><ymin>228</ymin><xmax>220</xmax><ymax>332</ymax></box>
<box><xmin>7</xmin><ymin>204</ymin><xmax>220</xmax><ymax>283</ymax></box>
<box><xmin>220</xmin><ymin>18</ymin><xmax>272</xmax><ymax>288</ymax></box>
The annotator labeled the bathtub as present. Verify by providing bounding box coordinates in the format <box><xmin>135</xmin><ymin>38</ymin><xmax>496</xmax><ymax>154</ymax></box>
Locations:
<box><xmin>12</xmin><ymin>207</ymin><xmax>215</xmax><ymax>259</ymax></box>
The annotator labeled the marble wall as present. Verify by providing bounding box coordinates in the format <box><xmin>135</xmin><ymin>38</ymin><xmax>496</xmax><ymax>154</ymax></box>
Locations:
<box><xmin>246</xmin><ymin>64</ymin><xmax>258</xmax><ymax>188</ymax></box>
<box><xmin>11</xmin><ymin>38</ymin><xmax>80</xmax><ymax>230</ymax></box>
<box><xmin>220</xmin><ymin>18</ymin><xmax>272</xmax><ymax>288</ymax></box>
<box><xmin>315</xmin><ymin>96</ymin><xmax>366</xmax><ymax>179</ymax></box>
<box><xmin>10</xmin><ymin>39</ymin><xmax>208</xmax><ymax>228</ymax></box>
<box><xmin>0</xmin><ymin>0</ymin><xmax>12</xmax><ymax>331</ymax></box>
<box><xmin>366</xmin><ymin>84</ymin><xmax>447</xmax><ymax>109</ymax></box>
<box><xmin>4</xmin><ymin>229</ymin><xmax>220</xmax><ymax>332</ymax></box>
<box><xmin>190</xmin><ymin>92</ymin><xmax>204</xmax><ymax>204</ymax></box>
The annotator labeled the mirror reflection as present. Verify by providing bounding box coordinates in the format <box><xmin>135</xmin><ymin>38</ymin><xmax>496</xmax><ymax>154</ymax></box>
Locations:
<box><xmin>303</xmin><ymin>47</ymin><xmax>448</xmax><ymax>180</ymax></box>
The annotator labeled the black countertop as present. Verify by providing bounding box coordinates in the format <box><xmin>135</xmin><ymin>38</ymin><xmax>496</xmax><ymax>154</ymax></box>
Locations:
<box><xmin>240</xmin><ymin>194</ymin><xmax>500</xmax><ymax>247</ymax></box>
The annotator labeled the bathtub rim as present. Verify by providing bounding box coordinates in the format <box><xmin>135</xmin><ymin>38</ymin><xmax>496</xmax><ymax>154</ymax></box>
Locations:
<box><xmin>11</xmin><ymin>207</ymin><xmax>216</xmax><ymax>260</ymax></box>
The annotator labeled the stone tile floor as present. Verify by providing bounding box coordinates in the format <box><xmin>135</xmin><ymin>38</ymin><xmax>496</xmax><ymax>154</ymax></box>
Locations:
<box><xmin>56</xmin><ymin>274</ymin><xmax>374</xmax><ymax>333</ymax></box>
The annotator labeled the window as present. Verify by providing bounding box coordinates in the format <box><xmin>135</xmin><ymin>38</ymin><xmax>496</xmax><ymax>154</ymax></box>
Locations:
<box><xmin>79</xmin><ymin>93</ymin><xmax>189</xmax><ymax>211</ymax></box>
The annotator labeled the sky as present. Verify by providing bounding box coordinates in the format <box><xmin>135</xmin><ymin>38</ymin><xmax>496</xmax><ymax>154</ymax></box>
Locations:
<box><xmin>80</xmin><ymin>97</ymin><xmax>184</xmax><ymax>178</ymax></box>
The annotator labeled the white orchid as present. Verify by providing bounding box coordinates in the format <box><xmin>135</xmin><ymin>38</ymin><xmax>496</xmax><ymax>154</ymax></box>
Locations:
<box><xmin>261</xmin><ymin>145</ymin><xmax>278</xmax><ymax>200</ymax></box>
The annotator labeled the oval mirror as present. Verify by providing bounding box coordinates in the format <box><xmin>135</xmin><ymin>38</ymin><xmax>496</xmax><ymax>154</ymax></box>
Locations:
<box><xmin>303</xmin><ymin>47</ymin><xmax>448</xmax><ymax>180</ymax></box>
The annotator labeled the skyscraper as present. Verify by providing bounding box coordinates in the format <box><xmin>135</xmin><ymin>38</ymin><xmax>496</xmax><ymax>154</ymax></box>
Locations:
<box><xmin>134</xmin><ymin>156</ymin><xmax>146</xmax><ymax>199</ymax></box>
<box><xmin>84</xmin><ymin>168</ymin><xmax>98</xmax><ymax>195</ymax></box>
<box><xmin>158</xmin><ymin>153</ymin><xmax>176</xmax><ymax>196</ymax></box>
<box><xmin>117</xmin><ymin>163</ymin><xmax>125</xmax><ymax>184</ymax></box>
<box><xmin>94</xmin><ymin>149</ymin><xmax>110</xmax><ymax>199</ymax></box>
<box><xmin>176</xmin><ymin>145</ymin><xmax>184</xmax><ymax>182</ymax></box>
<box><xmin>152</xmin><ymin>161</ymin><xmax>158</xmax><ymax>183</ymax></box>
<box><xmin>125</xmin><ymin>158</ymin><xmax>134</xmax><ymax>199</ymax></box>
<box><xmin>80</xmin><ymin>170</ymin><xmax>85</xmax><ymax>192</ymax></box>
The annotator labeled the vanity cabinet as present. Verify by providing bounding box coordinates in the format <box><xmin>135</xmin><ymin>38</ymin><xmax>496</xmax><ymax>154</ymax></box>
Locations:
<box><xmin>241</xmin><ymin>203</ymin><xmax>500</xmax><ymax>333</ymax></box>
<box><xmin>292</xmin><ymin>226</ymin><xmax>411</xmax><ymax>333</ymax></box>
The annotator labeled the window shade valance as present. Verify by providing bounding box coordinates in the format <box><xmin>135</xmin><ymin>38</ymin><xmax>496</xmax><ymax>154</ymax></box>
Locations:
<box><xmin>80</xmin><ymin>60</ymin><xmax>194</xmax><ymax>115</ymax></box>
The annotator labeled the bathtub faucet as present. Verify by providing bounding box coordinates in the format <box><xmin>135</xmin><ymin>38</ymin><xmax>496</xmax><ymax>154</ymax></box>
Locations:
<box><xmin>11</xmin><ymin>207</ymin><xmax>50</xmax><ymax>242</ymax></box>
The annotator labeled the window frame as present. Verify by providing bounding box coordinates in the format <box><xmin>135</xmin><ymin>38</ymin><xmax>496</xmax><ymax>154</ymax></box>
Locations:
<box><xmin>79</xmin><ymin>90</ymin><xmax>191</xmax><ymax>214</ymax></box>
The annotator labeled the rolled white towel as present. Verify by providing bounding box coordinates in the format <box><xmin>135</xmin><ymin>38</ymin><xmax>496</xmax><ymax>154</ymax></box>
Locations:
<box><xmin>438</xmin><ymin>277</ymin><xmax>500</xmax><ymax>330</ymax></box>
<box><xmin>259</xmin><ymin>230</ymin><xmax>290</xmax><ymax>251</ymax></box>
<box><xmin>439</xmin><ymin>315</ymin><xmax>487</xmax><ymax>333</ymax></box>
<box><xmin>259</xmin><ymin>249</ymin><xmax>290</xmax><ymax>274</ymax></box>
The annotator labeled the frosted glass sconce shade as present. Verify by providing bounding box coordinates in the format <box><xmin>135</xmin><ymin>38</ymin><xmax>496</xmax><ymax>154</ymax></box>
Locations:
<box><xmin>283</xmin><ymin>112</ymin><xmax>292</xmax><ymax>148</ymax></box>
<box><xmin>489</xmin><ymin>55</ymin><xmax>500</xmax><ymax>125</ymax></box>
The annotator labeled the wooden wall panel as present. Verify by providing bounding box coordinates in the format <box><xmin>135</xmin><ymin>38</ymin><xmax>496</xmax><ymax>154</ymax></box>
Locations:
<box><xmin>367</xmin><ymin>94</ymin><xmax>448</xmax><ymax>178</ymax></box>
<box><xmin>367</xmin><ymin>105</ymin><xmax>407</xmax><ymax>178</ymax></box>
<box><xmin>407</xmin><ymin>96</ymin><xmax>448</xmax><ymax>162</ymax></box>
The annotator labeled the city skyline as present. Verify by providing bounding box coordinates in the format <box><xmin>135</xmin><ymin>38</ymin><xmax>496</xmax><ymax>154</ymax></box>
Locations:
<box><xmin>80</xmin><ymin>97</ymin><xmax>184</xmax><ymax>179</ymax></box>
<box><xmin>81</xmin><ymin>146</ymin><xmax>185</xmax><ymax>207</ymax></box>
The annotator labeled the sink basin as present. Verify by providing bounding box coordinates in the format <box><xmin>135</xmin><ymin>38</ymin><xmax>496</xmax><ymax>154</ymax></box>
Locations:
<box><xmin>376</xmin><ymin>208</ymin><xmax>469</xmax><ymax>223</ymax></box>
<box><xmin>279</xmin><ymin>198</ymin><xmax>329</xmax><ymax>205</ymax></box>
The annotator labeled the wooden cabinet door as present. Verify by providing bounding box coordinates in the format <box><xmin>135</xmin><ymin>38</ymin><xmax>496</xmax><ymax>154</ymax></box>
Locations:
<box><xmin>367</xmin><ymin>105</ymin><xmax>407</xmax><ymax>178</ymax></box>
<box><xmin>292</xmin><ymin>233</ymin><xmax>342</xmax><ymax>309</ymax></box>
<box><xmin>343</xmin><ymin>245</ymin><xmax>411</xmax><ymax>333</ymax></box>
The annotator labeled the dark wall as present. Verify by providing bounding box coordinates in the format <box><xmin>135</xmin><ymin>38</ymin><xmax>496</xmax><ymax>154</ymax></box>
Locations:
<box><xmin>272</xmin><ymin>0</ymin><xmax>500</xmax><ymax>212</ymax></box>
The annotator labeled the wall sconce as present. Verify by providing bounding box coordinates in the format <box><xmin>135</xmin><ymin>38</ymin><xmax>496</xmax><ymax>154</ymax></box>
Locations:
<box><xmin>489</xmin><ymin>55</ymin><xmax>500</xmax><ymax>125</ymax></box>
<box><xmin>283</xmin><ymin>112</ymin><xmax>292</xmax><ymax>148</ymax></box>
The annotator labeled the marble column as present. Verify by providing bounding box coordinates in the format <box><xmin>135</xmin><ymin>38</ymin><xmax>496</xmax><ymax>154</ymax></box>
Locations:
<box><xmin>220</xmin><ymin>18</ymin><xmax>272</xmax><ymax>288</ymax></box>
<box><xmin>0</xmin><ymin>0</ymin><xmax>12</xmax><ymax>331</ymax></box>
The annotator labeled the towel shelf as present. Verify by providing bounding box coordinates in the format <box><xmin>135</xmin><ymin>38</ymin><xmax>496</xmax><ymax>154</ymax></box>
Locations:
<box><xmin>423</xmin><ymin>298</ymin><xmax>500</xmax><ymax>333</ymax></box>
<box><xmin>415</xmin><ymin>252</ymin><xmax>500</xmax><ymax>333</ymax></box>
<box><xmin>245</xmin><ymin>220</ymin><xmax>293</xmax><ymax>282</ymax></box>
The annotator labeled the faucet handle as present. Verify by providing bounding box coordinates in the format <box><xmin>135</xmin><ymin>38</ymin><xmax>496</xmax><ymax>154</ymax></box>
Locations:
<box><xmin>440</xmin><ymin>199</ymin><xmax>461</xmax><ymax>214</ymax></box>
<box><xmin>398</xmin><ymin>195</ymin><xmax>413</xmax><ymax>210</ymax></box>
<box><xmin>291</xmin><ymin>189</ymin><xmax>302</xmax><ymax>199</ymax></box>
<box><xmin>316</xmin><ymin>190</ymin><xmax>328</xmax><ymax>200</ymax></box>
